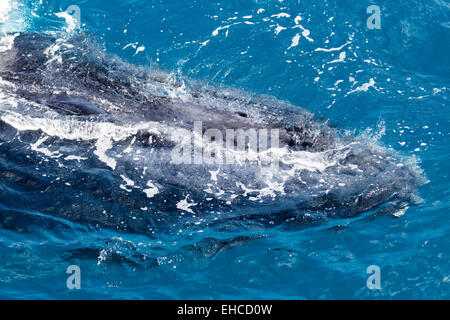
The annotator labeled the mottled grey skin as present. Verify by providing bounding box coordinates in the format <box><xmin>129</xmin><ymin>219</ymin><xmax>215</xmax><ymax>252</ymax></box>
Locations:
<box><xmin>0</xmin><ymin>33</ymin><xmax>424</xmax><ymax>235</ymax></box>
<box><xmin>0</xmin><ymin>33</ymin><xmax>334</xmax><ymax>148</ymax></box>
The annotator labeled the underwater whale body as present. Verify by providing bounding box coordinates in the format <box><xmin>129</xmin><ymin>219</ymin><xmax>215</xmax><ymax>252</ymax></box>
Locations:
<box><xmin>0</xmin><ymin>32</ymin><xmax>424</xmax><ymax>235</ymax></box>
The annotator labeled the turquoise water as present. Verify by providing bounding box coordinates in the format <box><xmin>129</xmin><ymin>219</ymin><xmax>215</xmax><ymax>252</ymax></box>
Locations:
<box><xmin>0</xmin><ymin>0</ymin><xmax>449</xmax><ymax>299</ymax></box>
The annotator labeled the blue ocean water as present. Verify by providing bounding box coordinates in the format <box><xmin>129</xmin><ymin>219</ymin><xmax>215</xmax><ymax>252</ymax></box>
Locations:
<box><xmin>0</xmin><ymin>0</ymin><xmax>448</xmax><ymax>299</ymax></box>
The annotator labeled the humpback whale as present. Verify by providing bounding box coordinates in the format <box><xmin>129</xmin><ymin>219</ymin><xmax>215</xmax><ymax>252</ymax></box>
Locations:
<box><xmin>0</xmin><ymin>32</ymin><xmax>425</xmax><ymax>235</ymax></box>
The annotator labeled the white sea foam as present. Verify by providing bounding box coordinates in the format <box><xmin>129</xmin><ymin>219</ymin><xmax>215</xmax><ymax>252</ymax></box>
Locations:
<box><xmin>143</xmin><ymin>181</ymin><xmax>159</xmax><ymax>198</ymax></box>
<box><xmin>271</xmin><ymin>13</ymin><xmax>291</xmax><ymax>19</ymax></box>
<box><xmin>0</xmin><ymin>109</ymin><xmax>166</xmax><ymax>170</ymax></box>
<box><xmin>348</xmin><ymin>78</ymin><xmax>376</xmax><ymax>94</ymax></box>
<box><xmin>0</xmin><ymin>1</ymin><xmax>13</xmax><ymax>24</ymax></box>
<box><xmin>55</xmin><ymin>5</ymin><xmax>81</xmax><ymax>33</ymax></box>
<box><xmin>287</xmin><ymin>34</ymin><xmax>301</xmax><ymax>49</ymax></box>
<box><xmin>315</xmin><ymin>41</ymin><xmax>350</xmax><ymax>52</ymax></box>
<box><xmin>176</xmin><ymin>196</ymin><xmax>197</xmax><ymax>214</ymax></box>
<box><xmin>0</xmin><ymin>32</ymin><xmax>18</xmax><ymax>53</ymax></box>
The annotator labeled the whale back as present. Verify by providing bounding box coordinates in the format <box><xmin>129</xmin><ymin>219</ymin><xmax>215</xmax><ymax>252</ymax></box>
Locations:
<box><xmin>0</xmin><ymin>32</ymin><xmax>425</xmax><ymax>235</ymax></box>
